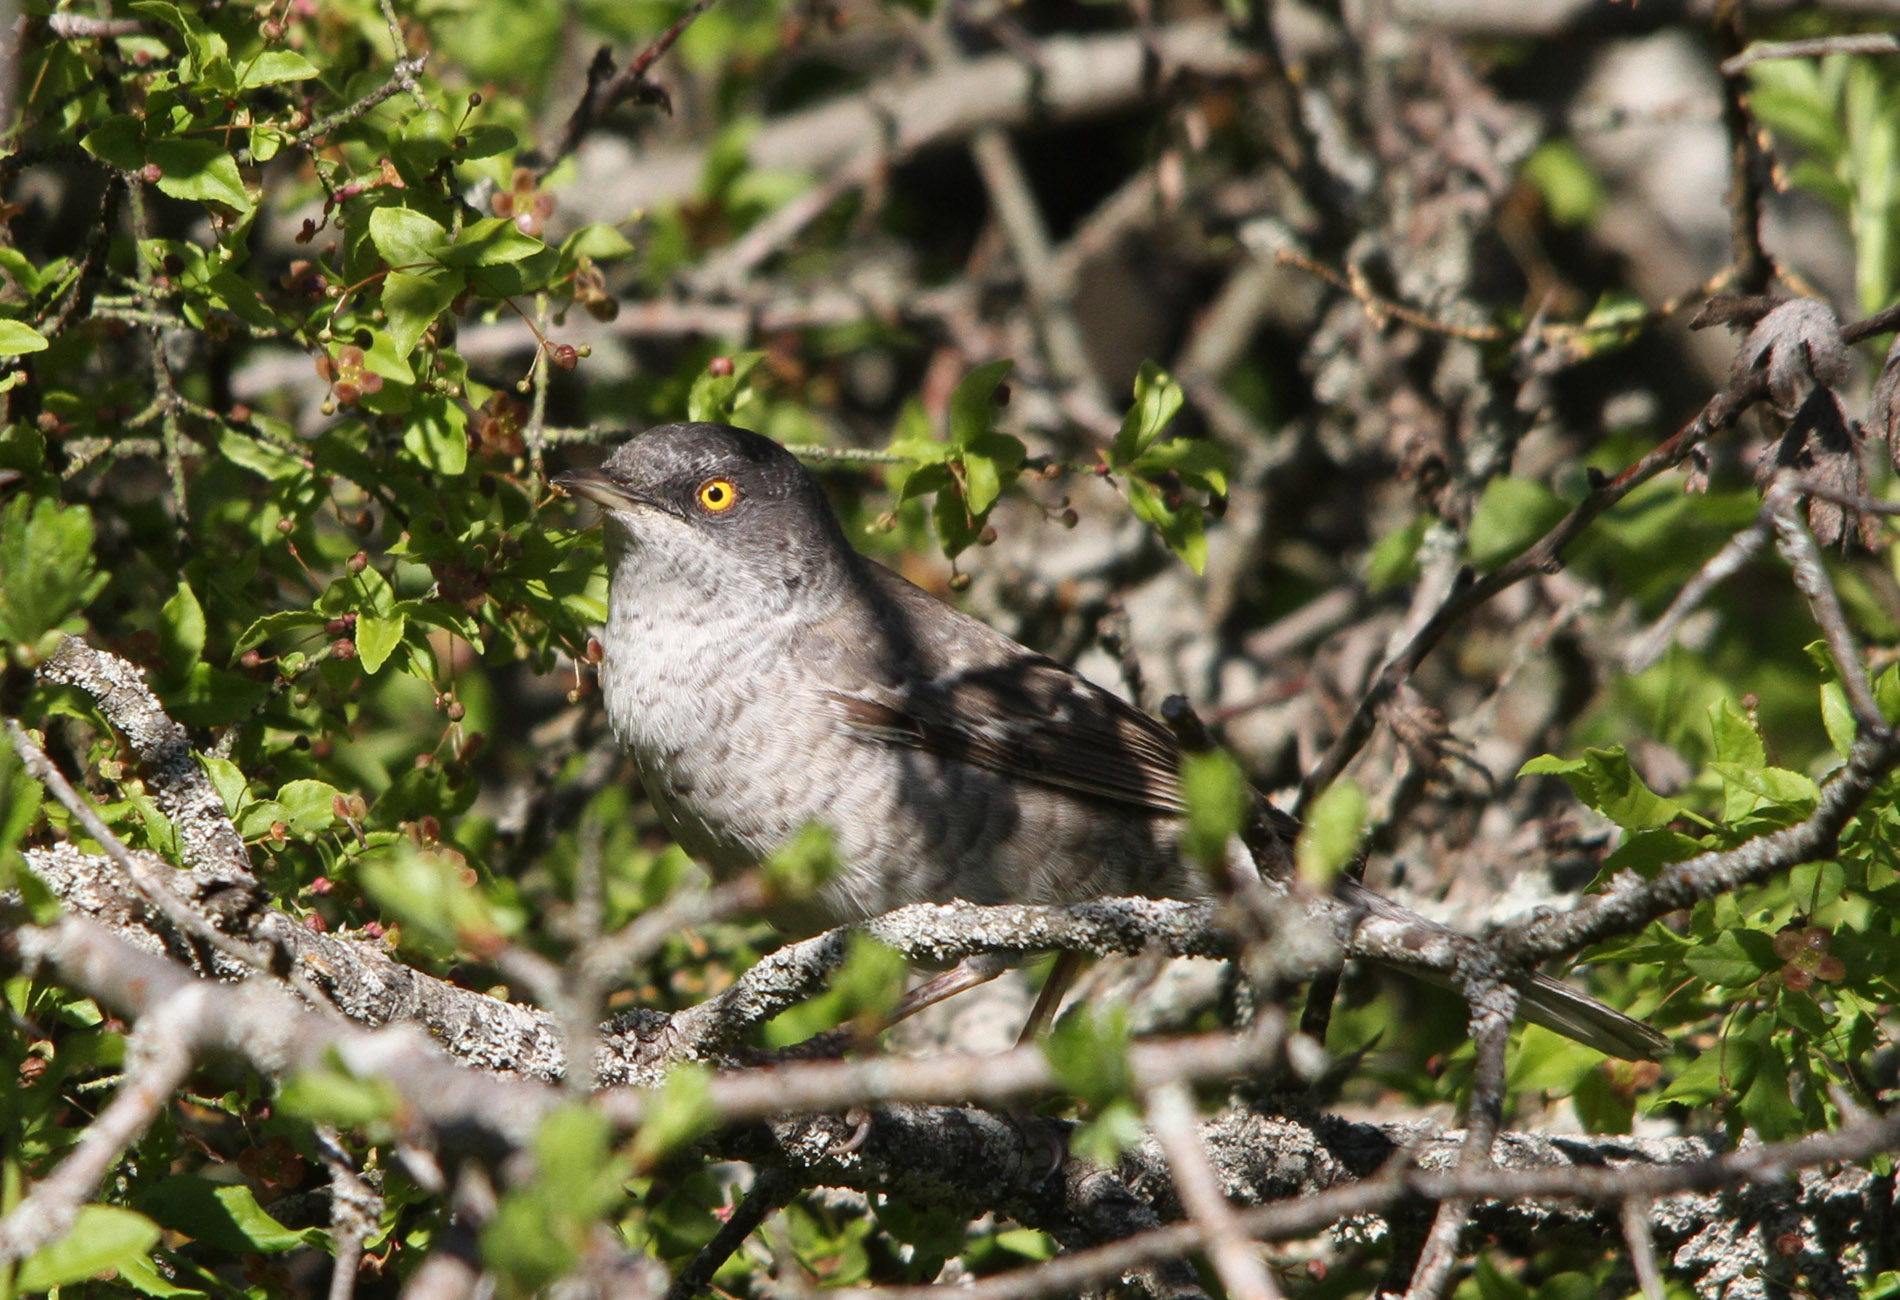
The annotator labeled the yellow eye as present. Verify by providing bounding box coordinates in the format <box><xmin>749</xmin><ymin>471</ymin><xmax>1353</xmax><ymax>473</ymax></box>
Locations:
<box><xmin>696</xmin><ymin>477</ymin><xmax>738</xmax><ymax>512</ymax></box>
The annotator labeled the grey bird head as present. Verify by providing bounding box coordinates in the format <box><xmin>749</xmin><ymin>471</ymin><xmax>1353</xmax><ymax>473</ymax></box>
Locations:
<box><xmin>556</xmin><ymin>423</ymin><xmax>855</xmax><ymax>609</ymax></box>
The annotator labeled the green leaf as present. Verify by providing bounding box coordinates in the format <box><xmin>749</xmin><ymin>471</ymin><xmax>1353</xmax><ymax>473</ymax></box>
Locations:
<box><xmin>486</xmin><ymin>1104</ymin><xmax>632</xmax><ymax>1292</ymax></box>
<box><xmin>1682</xmin><ymin>928</ymin><xmax>1780</xmax><ymax>987</ymax></box>
<box><xmin>279</xmin><ymin>1056</ymin><xmax>404</xmax><ymax>1130</ymax></box>
<box><xmin>236</xmin><ymin>49</ymin><xmax>318</xmax><ymax>87</ymax></box>
<box><xmin>1366</xmin><ymin>515</ymin><xmax>1428</xmax><ymax>592</ymax></box>
<box><xmin>158</xmin><ymin>581</ymin><xmax>205</xmax><ymax>671</ymax></box>
<box><xmin>1738</xmin><ymin>1040</ymin><xmax>1801</xmax><ymax>1139</ymax></box>
<box><xmin>762</xmin><ymin>821</ymin><xmax>836</xmax><ymax>900</ymax></box>
<box><xmin>1133</xmin><ymin>435</ymin><xmax>1229</xmax><ymax>496</ymax></box>
<box><xmin>1600</xmin><ymin>828</ymin><xmax>1704</xmax><ymax>881</ymax></box>
<box><xmin>354</xmin><ymin>612</ymin><xmax>407</xmax><ymax>674</ymax></box>
<box><xmin>1043</xmin><ymin>1003</ymin><xmax>1133</xmax><ymax>1108</ymax></box>
<box><xmin>559</xmin><ymin>223</ymin><xmax>636</xmax><ymax>263</ymax></box>
<box><xmin>360</xmin><ymin>841</ymin><xmax>509</xmax><ymax>952</ymax></box>
<box><xmin>1179</xmin><ymin>750</ymin><xmax>1248</xmax><ymax>871</ymax></box>
<box><xmin>1297</xmin><ymin>780</ymin><xmax>1367</xmax><ymax>888</ymax></box>
<box><xmin>381</xmin><ymin>267</ymin><xmax>463</xmax><ymax>356</ymax></box>
<box><xmin>0</xmin><ymin>495</ymin><xmax>102</xmax><ymax>648</ymax></box>
<box><xmin>1821</xmin><ymin>681</ymin><xmax>1856</xmax><ymax>759</ymax></box>
<box><xmin>947</xmin><ymin>359</ymin><xmax>1014</xmax><ymax>449</ymax></box>
<box><xmin>458</xmin><ymin>123</ymin><xmax>518</xmax><ymax>159</ymax></box>
<box><xmin>1524</xmin><ymin>747</ymin><xmax>1681</xmax><ymax>831</ymax></box>
<box><xmin>368</xmin><ymin>205</ymin><xmax>451</xmax><ymax>269</ymax></box>
<box><xmin>442</xmin><ymin>216</ymin><xmax>546</xmax><ymax>267</ymax></box>
<box><xmin>1112</xmin><ymin>360</ymin><xmax>1184</xmax><ymax>465</ymax></box>
<box><xmin>1710</xmin><ymin>763</ymin><xmax>1819</xmax><ymax>820</ymax></box>
<box><xmin>147</xmin><ymin>139</ymin><xmax>251</xmax><ymax>212</ymax></box>
<box><xmin>0</xmin><ymin>319</ymin><xmax>49</xmax><ymax>355</ymax></box>
<box><xmin>132</xmin><ymin>1177</ymin><xmax>317</xmax><ymax>1253</ymax></box>
<box><xmin>1466</xmin><ymin>477</ymin><xmax>1567</xmax><ymax>570</ymax></box>
<box><xmin>0</xmin><ymin>732</ymin><xmax>45</xmax><ymax>871</ymax></box>
<box><xmin>686</xmin><ymin>351</ymin><xmax>766</xmax><ymax>424</ymax></box>
<box><xmin>1789</xmin><ymin>859</ymin><xmax>1846</xmax><ymax>911</ymax></box>
<box><xmin>80</xmin><ymin>114</ymin><xmax>146</xmax><ymax>170</ymax></box>
<box><xmin>1521</xmin><ymin>140</ymin><xmax>1604</xmax><ymax>227</ymax></box>
<box><xmin>218</xmin><ymin>426</ymin><xmax>307</xmax><ymax>481</ymax></box>
<box><xmin>197</xmin><ymin>754</ymin><xmax>248</xmax><ymax>815</ymax></box>
<box><xmin>275</xmin><ymin>779</ymin><xmax>342</xmax><ymax>835</ymax></box>
<box><xmin>401</xmin><ymin>395</ymin><xmax>468</xmax><ymax>475</ymax></box>
<box><xmin>1125</xmin><ymin>476</ymin><xmax>1209</xmax><ymax>574</ymax></box>
<box><xmin>631</xmin><ymin>1065</ymin><xmax>716</xmax><ymax>1167</ymax></box>
<box><xmin>1068</xmin><ymin>1095</ymin><xmax>1145</xmax><ymax>1168</ymax></box>
<box><xmin>15</xmin><ymin>1205</ymin><xmax>162</xmax><ymax>1291</ymax></box>
<box><xmin>1708</xmin><ymin>699</ymin><xmax>1766</xmax><ymax>769</ymax></box>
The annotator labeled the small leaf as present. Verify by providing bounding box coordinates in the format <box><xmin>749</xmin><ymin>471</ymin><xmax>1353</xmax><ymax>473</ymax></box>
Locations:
<box><xmin>401</xmin><ymin>394</ymin><xmax>466</xmax><ymax>474</ymax></box>
<box><xmin>762</xmin><ymin>821</ymin><xmax>836</xmax><ymax>899</ymax></box>
<box><xmin>236</xmin><ymin>48</ymin><xmax>318</xmax><ymax>87</ymax></box>
<box><xmin>1043</xmin><ymin>1004</ymin><xmax>1133</xmax><ymax>1109</ymax></box>
<box><xmin>1708</xmin><ymin>699</ymin><xmax>1766</xmax><ymax>769</ymax></box>
<box><xmin>947</xmin><ymin>359</ymin><xmax>1014</xmax><ymax>449</ymax></box>
<box><xmin>1112</xmin><ymin>360</ymin><xmax>1184</xmax><ymax>465</ymax></box>
<box><xmin>147</xmin><ymin>139</ymin><xmax>251</xmax><ymax>212</ymax></box>
<box><xmin>80</xmin><ymin>114</ymin><xmax>146</xmax><ymax>170</ymax></box>
<box><xmin>0</xmin><ymin>319</ymin><xmax>49</xmax><ymax>354</ymax></box>
<box><xmin>132</xmin><ymin>1177</ymin><xmax>317</xmax><ymax>1253</ymax></box>
<box><xmin>368</xmin><ymin>206</ymin><xmax>451</xmax><ymax>269</ymax></box>
<box><xmin>442</xmin><ymin>216</ymin><xmax>546</xmax><ymax>267</ymax></box>
<box><xmin>631</xmin><ymin>1066</ymin><xmax>716</xmax><ymax>1167</ymax></box>
<box><xmin>1179</xmin><ymin>750</ymin><xmax>1248</xmax><ymax>871</ymax></box>
<box><xmin>686</xmin><ymin>351</ymin><xmax>766</xmax><ymax>423</ymax></box>
<box><xmin>15</xmin><ymin>1205</ymin><xmax>161</xmax><ymax>1291</ymax></box>
<box><xmin>354</xmin><ymin>612</ymin><xmax>407</xmax><ymax>673</ymax></box>
<box><xmin>0</xmin><ymin>495</ymin><xmax>102</xmax><ymax>645</ymax></box>
<box><xmin>275</xmin><ymin>779</ymin><xmax>342</xmax><ymax>835</ymax></box>
<box><xmin>1467</xmin><ymin>477</ymin><xmax>1566</xmax><ymax>570</ymax></box>
<box><xmin>1682</xmin><ymin>928</ymin><xmax>1780</xmax><ymax>987</ymax></box>
<box><xmin>381</xmin><ymin>268</ymin><xmax>463</xmax><ymax>356</ymax></box>
<box><xmin>158</xmin><ymin>581</ymin><xmax>205</xmax><ymax>671</ymax></box>
<box><xmin>1297</xmin><ymin>780</ymin><xmax>1366</xmax><ymax>888</ymax></box>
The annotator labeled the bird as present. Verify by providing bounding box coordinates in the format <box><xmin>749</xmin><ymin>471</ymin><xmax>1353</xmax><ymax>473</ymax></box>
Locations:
<box><xmin>555</xmin><ymin>421</ymin><xmax>1668</xmax><ymax>1061</ymax></box>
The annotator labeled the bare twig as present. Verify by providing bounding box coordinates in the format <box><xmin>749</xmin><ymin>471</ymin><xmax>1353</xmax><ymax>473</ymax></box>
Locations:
<box><xmin>1767</xmin><ymin>483</ymin><xmax>1884</xmax><ymax>734</ymax></box>
<box><xmin>1622</xmin><ymin>1196</ymin><xmax>1666</xmax><ymax>1300</ymax></box>
<box><xmin>1721</xmin><ymin>32</ymin><xmax>1900</xmax><ymax>76</ymax></box>
<box><xmin>660</xmin><ymin>1169</ymin><xmax>793</xmax><ymax>1300</ymax></box>
<box><xmin>1295</xmin><ymin>369</ymin><xmax>1771</xmax><ymax>816</ymax></box>
<box><xmin>1145</xmin><ymin>1080</ymin><xmax>1283</xmax><ymax>1300</ymax></box>
<box><xmin>547</xmin><ymin>0</ymin><xmax>713</xmax><ymax>166</ymax></box>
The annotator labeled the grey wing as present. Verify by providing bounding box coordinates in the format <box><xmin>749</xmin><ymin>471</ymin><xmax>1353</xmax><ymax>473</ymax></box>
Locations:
<box><xmin>815</xmin><ymin>564</ymin><xmax>1186</xmax><ymax>815</ymax></box>
<box><xmin>822</xmin><ymin>657</ymin><xmax>1186</xmax><ymax>815</ymax></box>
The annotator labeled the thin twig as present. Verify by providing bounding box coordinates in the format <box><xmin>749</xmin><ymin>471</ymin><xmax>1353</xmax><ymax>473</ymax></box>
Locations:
<box><xmin>1621</xmin><ymin>1196</ymin><xmax>1666</xmax><ymax>1300</ymax></box>
<box><xmin>1402</xmin><ymin>974</ymin><xmax>1518</xmax><ymax>1300</ymax></box>
<box><xmin>1145</xmin><ymin>1080</ymin><xmax>1283</xmax><ymax>1300</ymax></box>
<box><xmin>660</xmin><ymin>1170</ymin><xmax>794</xmax><ymax>1300</ymax></box>
<box><xmin>1766</xmin><ymin>483</ymin><xmax>1884</xmax><ymax>735</ymax></box>
<box><xmin>1721</xmin><ymin>32</ymin><xmax>1900</xmax><ymax>76</ymax></box>
<box><xmin>1295</xmin><ymin>369</ymin><xmax>1771</xmax><ymax>816</ymax></box>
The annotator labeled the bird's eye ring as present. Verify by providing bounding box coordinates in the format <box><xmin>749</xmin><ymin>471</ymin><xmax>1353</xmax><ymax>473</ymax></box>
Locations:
<box><xmin>696</xmin><ymin>477</ymin><xmax>739</xmax><ymax>513</ymax></box>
